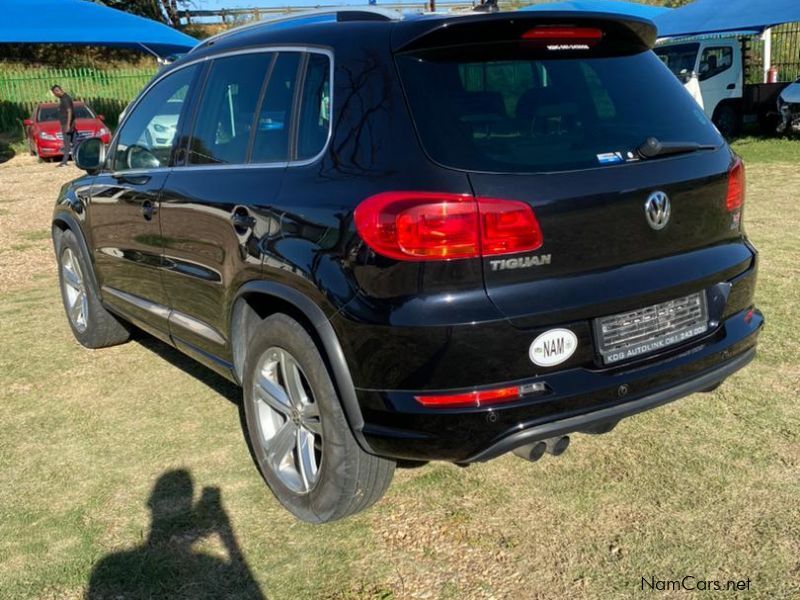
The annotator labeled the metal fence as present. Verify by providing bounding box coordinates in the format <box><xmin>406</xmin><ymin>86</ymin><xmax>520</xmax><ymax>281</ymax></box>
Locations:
<box><xmin>0</xmin><ymin>66</ymin><xmax>156</xmax><ymax>133</ymax></box>
<box><xmin>743</xmin><ymin>23</ymin><xmax>800</xmax><ymax>84</ymax></box>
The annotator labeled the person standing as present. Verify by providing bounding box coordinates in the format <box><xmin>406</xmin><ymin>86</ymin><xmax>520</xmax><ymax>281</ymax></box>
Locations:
<box><xmin>51</xmin><ymin>84</ymin><xmax>75</xmax><ymax>168</ymax></box>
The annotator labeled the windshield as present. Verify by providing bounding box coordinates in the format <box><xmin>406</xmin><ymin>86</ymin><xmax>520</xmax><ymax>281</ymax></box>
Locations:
<box><xmin>654</xmin><ymin>43</ymin><xmax>700</xmax><ymax>77</ymax></box>
<box><xmin>397</xmin><ymin>49</ymin><xmax>721</xmax><ymax>174</ymax></box>
<box><xmin>37</xmin><ymin>105</ymin><xmax>95</xmax><ymax>122</ymax></box>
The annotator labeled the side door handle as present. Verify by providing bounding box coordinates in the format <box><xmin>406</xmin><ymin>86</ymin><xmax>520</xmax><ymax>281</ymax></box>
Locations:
<box><xmin>141</xmin><ymin>199</ymin><xmax>157</xmax><ymax>221</ymax></box>
<box><xmin>727</xmin><ymin>83</ymin><xmax>736</xmax><ymax>90</ymax></box>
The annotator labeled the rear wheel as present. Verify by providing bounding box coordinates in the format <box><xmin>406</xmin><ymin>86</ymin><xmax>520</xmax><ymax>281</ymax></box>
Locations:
<box><xmin>56</xmin><ymin>229</ymin><xmax>130</xmax><ymax>348</ymax></box>
<box><xmin>242</xmin><ymin>314</ymin><xmax>395</xmax><ymax>523</ymax></box>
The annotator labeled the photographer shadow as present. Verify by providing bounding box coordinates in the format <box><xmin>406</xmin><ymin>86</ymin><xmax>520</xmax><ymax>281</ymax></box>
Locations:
<box><xmin>86</xmin><ymin>469</ymin><xmax>265</xmax><ymax>599</ymax></box>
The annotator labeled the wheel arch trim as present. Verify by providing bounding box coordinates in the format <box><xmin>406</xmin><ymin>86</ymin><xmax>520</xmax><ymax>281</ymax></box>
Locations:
<box><xmin>230</xmin><ymin>281</ymin><xmax>373</xmax><ymax>453</ymax></box>
<box><xmin>52</xmin><ymin>211</ymin><xmax>101</xmax><ymax>296</ymax></box>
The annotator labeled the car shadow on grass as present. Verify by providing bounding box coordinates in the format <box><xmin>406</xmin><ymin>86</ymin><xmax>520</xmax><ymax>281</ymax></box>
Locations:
<box><xmin>86</xmin><ymin>469</ymin><xmax>266</xmax><ymax>599</ymax></box>
<box><xmin>133</xmin><ymin>332</ymin><xmax>242</xmax><ymax>405</ymax></box>
<box><xmin>132</xmin><ymin>331</ymin><xmax>431</xmax><ymax>472</ymax></box>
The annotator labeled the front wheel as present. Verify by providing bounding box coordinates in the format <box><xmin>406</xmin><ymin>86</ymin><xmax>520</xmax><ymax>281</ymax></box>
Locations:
<box><xmin>242</xmin><ymin>314</ymin><xmax>395</xmax><ymax>523</ymax></box>
<box><xmin>56</xmin><ymin>229</ymin><xmax>131</xmax><ymax>348</ymax></box>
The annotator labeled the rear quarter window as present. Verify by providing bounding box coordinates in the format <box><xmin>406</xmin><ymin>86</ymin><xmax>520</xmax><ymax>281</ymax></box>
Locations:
<box><xmin>397</xmin><ymin>49</ymin><xmax>722</xmax><ymax>173</ymax></box>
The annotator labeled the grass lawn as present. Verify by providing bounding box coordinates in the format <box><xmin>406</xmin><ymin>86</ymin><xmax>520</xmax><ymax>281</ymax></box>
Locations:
<box><xmin>0</xmin><ymin>145</ymin><xmax>798</xmax><ymax>599</ymax></box>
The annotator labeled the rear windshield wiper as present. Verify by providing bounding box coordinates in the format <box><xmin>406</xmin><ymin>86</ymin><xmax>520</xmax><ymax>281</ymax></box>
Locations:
<box><xmin>637</xmin><ymin>137</ymin><xmax>717</xmax><ymax>160</ymax></box>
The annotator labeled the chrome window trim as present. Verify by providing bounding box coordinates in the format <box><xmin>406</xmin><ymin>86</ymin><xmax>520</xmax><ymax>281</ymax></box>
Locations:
<box><xmin>107</xmin><ymin>46</ymin><xmax>333</xmax><ymax>175</ymax></box>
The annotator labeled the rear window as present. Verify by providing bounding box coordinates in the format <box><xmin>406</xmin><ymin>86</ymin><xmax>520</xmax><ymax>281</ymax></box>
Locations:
<box><xmin>397</xmin><ymin>49</ymin><xmax>722</xmax><ymax>173</ymax></box>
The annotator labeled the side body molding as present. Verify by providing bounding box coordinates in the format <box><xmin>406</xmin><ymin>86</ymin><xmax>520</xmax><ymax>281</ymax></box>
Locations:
<box><xmin>231</xmin><ymin>281</ymin><xmax>372</xmax><ymax>453</ymax></box>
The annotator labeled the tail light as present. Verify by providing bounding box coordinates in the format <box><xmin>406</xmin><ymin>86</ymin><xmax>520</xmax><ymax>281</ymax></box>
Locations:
<box><xmin>354</xmin><ymin>191</ymin><xmax>543</xmax><ymax>262</ymax></box>
<box><xmin>415</xmin><ymin>385</ymin><xmax>520</xmax><ymax>408</ymax></box>
<box><xmin>726</xmin><ymin>157</ymin><xmax>745</xmax><ymax>212</ymax></box>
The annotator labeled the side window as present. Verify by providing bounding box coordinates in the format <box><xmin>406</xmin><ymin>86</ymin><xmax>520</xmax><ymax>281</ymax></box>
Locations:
<box><xmin>251</xmin><ymin>52</ymin><xmax>301</xmax><ymax>164</ymax></box>
<box><xmin>296</xmin><ymin>53</ymin><xmax>331</xmax><ymax>161</ymax></box>
<box><xmin>699</xmin><ymin>46</ymin><xmax>733</xmax><ymax>81</ymax></box>
<box><xmin>111</xmin><ymin>65</ymin><xmax>198</xmax><ymax>171</ymax></box>
<box><xmin>188</xmin><ymin>53</ymin><xmax>274</xmax><ymax>165</ymax></box>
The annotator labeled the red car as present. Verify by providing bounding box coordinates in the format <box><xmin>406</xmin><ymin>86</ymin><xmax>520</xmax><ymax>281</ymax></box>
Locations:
<box><xmin>24</xmin><ymin>102</ymin><xmax>112</xmax><ymax>160</ymax></box>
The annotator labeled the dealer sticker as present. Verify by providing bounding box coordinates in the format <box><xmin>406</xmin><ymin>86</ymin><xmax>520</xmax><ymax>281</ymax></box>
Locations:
<box><xmin>529</xmin><ymin>329</ymin><xmax>578</xmax><ymax>367</ymax></box>
<box><xmin>597</xmin><ymin>152</ymin><xmax>624</xmax><ymax>165</ymax></box>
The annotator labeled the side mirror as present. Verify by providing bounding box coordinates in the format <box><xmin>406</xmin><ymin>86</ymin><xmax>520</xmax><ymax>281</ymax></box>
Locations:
<box><xmin>74</xmin><ymin>137</ymin><xmax>106</xmax><ymax>174</ymax></box>
<box><xmin>98</xmin><ymin>114</ymin><xmax>105</xmax><ymax>122</ymax></box>
<box><xmin>23</xmin><ymin>119</ymin><xmax>33</xmax><ymax>127</ymax></box>
<box><xmin>127</xmin><ymin>145</ymin><xmax>160</xmax><ymax>170</ymax></box>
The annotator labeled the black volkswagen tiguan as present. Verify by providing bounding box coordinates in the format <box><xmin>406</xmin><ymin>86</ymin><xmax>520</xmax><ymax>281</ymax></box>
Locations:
<box><xmin>53</xmin><ymin>9</ymin><xmax>763</xmax><ymax>522</ymax></box>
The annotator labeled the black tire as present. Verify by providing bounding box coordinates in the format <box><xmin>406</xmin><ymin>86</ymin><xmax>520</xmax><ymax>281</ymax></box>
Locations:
<box><xmin>242</xmin><ymin>314</ymin><xmax>395</xmax><ymax>523</ymax></box>
<box><xmin>713</xmin><ymin>104</ymin><xmax>740</xmax><ymax>138</ymax></box>
<box><xmin>56</xmin><ymin>229</ymin><xmax>131</xmax><ymax>348</ymax></box>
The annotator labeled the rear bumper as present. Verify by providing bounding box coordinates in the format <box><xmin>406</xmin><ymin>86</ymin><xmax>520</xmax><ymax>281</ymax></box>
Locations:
<box><xmin>354</xmin><ymin>307</ymin><xmax>761</xmax><ymax>462</ymax></box>
<box><xmin>332</xmin><ymin>241</ymin><xmax>761</xmax><ymax>462</ymax></box>
<box><xmin>465</xmin><ymin>346</ymin><xmax>755</xmax><ymax>462</ymax></box>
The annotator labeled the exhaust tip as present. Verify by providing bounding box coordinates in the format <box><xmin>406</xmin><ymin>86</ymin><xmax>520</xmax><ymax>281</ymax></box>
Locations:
<box><xmin>512</xmin><ymin>441</ymin><xmax>547</xmax><ymax>462</ymax></box>
<box><xmin>544</xmin><ymin>435</ymin><xmax>570</xmax><ymax>456</ymax></box>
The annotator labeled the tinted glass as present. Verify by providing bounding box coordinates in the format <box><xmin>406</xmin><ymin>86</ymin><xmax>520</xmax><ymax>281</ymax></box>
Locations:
<box><xmin>251</xmin><ymin>53</ymin><xmax>300</xmax><ymax>163</ymax></box>
<box><xmin>296</xmin><ymin>53</ymin><xmax>331</xmax><ymax>160</ymax></box>
<box><xmin>654</xmin><ymin>43</ymin><xmax>700</xmax><ymax>77</ymax></box>
<box><xmin>38</xmin><ymin>105</ymin><xmax>94</xmax><ymax>122</ymax></box>
<box><xmin>397</xmin><ymin>50</ymin><xmax>722</xmax><ymax>173</ymax></box>
<box><xmin>111</xmin><ymin>65</ymin><xmax>198</xmax><ymax>171</ymax></box>
<box><xmin>188</xmin><ymin>53</ymin><xmax>273</xmax><ymax>165</ymax></box>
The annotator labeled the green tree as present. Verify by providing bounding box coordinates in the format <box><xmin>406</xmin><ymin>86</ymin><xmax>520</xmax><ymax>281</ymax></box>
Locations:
<box><xmin>98</xmin><ymin>0</ymin><xmax>189</xmax><ymax>28</ymax></box>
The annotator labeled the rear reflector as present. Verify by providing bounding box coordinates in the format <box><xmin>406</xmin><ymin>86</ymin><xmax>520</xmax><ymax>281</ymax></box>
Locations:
<box><xmin>354</xmin><ymin>192</ymin><xmax>543</xmax><ymax>261</ymax></box>
<box><xmin>415</xmin><ymin>386</ymin><xmax>520</xmax><ymax>408</ymax></box>
<box><xmin>726</xmin><ymin>157</ymin><xmax>745</xmax><ymax>212</ymax></box>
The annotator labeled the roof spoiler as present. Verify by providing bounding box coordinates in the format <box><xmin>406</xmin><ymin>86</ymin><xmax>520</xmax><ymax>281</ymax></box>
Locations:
<box><xmin>392</xmin><ymin>11</ymin><xmax>657</xmax><ymax>54</ymax></box>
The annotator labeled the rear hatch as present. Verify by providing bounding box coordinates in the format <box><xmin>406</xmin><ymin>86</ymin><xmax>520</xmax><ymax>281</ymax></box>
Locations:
<box><xmin>395</xmin><ymin>13</ymin><xmax>749</xmax><ymax>328</ymax></box>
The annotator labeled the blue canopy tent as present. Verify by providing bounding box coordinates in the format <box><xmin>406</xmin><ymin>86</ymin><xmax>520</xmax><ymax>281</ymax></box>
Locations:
<box><xmin>654</xmin><ymin>0</ymin><xmax>800</xmax><ymax>38</ymax></box>
<box><xmin>520</xmin><ymin>1</ymin><xmax>670</xmax><ymax>20</ymax></box>
<box><xmin>0</xmin><ymin>0</ymin><xmax>196</xmax><ymax>57</ymax></box>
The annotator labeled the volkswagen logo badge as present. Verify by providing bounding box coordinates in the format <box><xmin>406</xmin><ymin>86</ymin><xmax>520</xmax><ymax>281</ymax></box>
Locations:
<box><xmin>644</xmin><ymin>191</ymin><xmax>671</xmax><ymax>230</ymax></box>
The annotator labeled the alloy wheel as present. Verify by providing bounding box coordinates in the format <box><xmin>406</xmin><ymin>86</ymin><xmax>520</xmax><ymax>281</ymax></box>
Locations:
<box><xmin>61</xmin><ymin>248</ymin><xmax>88</xmax><ymax>333</ymax></box>
<box><xmin>253</xmin><ymin>347</ymin><xmax>323</xmax><ymax>494</ymax></box>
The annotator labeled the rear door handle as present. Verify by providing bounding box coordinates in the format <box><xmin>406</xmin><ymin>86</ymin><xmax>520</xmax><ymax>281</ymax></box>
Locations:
<box><xmin>727</xmin><ymin>83</ymin><xmax>736</xmax><ymax>90</ymax></box>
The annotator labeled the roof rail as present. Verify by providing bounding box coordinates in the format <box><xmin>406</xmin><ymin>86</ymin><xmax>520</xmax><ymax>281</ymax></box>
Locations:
<box><xmin>190</xmin><ymin>7</ymin><xmax>402</xmax><ymax>53</ymax></box>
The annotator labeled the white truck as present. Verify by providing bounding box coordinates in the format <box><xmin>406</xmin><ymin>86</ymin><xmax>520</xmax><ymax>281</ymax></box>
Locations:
<box><xmin>655</xmin><ymin>36</ymin><xmax>791</xmax><ymax>137</ymax></box>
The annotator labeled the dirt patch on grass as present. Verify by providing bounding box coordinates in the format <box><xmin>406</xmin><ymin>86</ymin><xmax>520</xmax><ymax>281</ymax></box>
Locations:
<box><xmin>0</xmin><ymin>155</ymin><xmax>78</xmax><ymax>293</ymax></box>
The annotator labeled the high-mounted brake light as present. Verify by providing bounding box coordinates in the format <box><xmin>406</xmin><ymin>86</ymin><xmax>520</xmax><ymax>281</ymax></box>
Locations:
<box><xmin>354</xmin><ymin>192</ymin><xmax>543</xmax><ymax>261</ymax></box>
<box><xmin>415</xmin><ymin>385</ymin><xmax>520</xmax><ymax>408</ymax></box>
<box><xmin>522</xmin><ymin>26</ymin><xmax>604</xmax><ymax>46</ymax></box>
<box><xmin>726</xmin><ymin>157</ymin><xmax>745</xmax><ymax>212</ymax></box>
